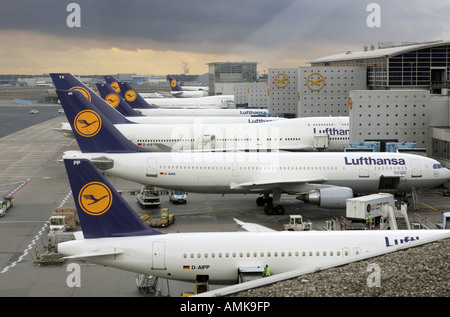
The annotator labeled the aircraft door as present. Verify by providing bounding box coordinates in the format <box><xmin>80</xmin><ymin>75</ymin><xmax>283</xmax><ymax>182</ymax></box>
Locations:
<box><xmin>152</xmin><ymin>241</ymin><xmax>166</xmax><ymax>270</ymax></box>
<box><xmin>411</xmin><ymin>159</ymin><xmax>422</xmax><ymax>177</ymax></box>
<box><xmin>359</xmin><ymin>165</ymin><xmax>369</xmax><ymax>178</ymax></box>
<box><xmin>232</xmin><ymin>163</ymin><xmax>238</xmax><ymax>177</ymax></box>
<box><xmin>146</xmin><ymin>158</ymin><xmax>157</xmax><ymax>177</ymax></box>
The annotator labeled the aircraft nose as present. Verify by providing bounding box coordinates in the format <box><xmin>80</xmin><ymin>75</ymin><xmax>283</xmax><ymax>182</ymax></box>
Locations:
<box><xmin>441</xmin><ymin>167</ymin><xmax>450</xmax><ymax>183</ymax></box>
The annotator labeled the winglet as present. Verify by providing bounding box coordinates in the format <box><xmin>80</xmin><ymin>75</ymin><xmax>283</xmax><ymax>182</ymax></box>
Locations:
<box><xmin>64</xmin><ymin>158</ymin><xmax>163</xmax><ymax>238</ymax></box>
<box><xmin>56</xmin><ymin>89</ymin><xmax>148</xmax><ymax>153</ymax></box>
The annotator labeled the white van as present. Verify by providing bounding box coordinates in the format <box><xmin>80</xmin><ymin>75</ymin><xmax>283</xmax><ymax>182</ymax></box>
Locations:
<box><xmin>169</xmin><ymin>190</ymin><xmax>187</xmax><ymax>204</ymax></box>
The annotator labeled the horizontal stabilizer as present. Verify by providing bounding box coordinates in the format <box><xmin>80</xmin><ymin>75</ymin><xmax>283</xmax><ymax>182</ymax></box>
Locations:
<box><xmin>63</xmin><ymin>248</ymin><xmax>123</xmax><ymax>259</ymax></box>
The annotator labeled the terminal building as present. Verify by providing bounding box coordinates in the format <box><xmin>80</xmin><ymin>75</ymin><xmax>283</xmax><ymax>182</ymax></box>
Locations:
<box><xmin>211</xmin><ymin>41</ymin><xmax>450</xmax><ymax>168</ymax></box>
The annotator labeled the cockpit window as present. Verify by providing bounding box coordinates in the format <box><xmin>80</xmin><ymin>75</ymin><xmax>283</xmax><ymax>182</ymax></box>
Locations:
<box><xmin>433</xmin><ymin>164</ymin><xmax>442</xmax><ymax>169</ymax></box>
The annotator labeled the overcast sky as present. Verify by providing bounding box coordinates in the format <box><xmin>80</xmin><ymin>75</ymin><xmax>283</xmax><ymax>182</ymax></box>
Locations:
<box><xmin>1</xmin><ymin>0</ymin><xmax>449</xmax><ymax>75</ymax></box>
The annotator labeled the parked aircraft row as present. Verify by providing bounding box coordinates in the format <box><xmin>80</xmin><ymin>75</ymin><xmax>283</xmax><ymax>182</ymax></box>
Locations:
<box><xmin>52</xmin><ymin>73</ymin><xmax>349</xmax><ymax>152</ymax></box>
<box><xmin>104</xmin><ymin>74</ymin><xmax>234</xmax><ymax>109</ymax></box>
<box><xmin>50</xmin><ymin>74</ymin><xmax>450</xmax><ymax>290</ymax></box>
<box><xmin>58</xmin><ymin>157</ymin><xmax>450</xmax><ymax>286</ymax></box>
<box><xmin>54</xmin><ymin>86</ymin><xmax>450</xmax><ymax>215</ymax></box>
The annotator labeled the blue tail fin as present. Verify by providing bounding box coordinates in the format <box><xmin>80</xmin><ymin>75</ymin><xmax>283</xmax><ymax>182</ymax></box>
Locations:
<box><xmin>50</xmin><ymin>73</ymin><xmax>133</xmax><ymax>125</ymax></box>
<box><xmin>168</xmin><ymin>76</ymin><xmax>183</xmax><ymax>91</ymax></box>
<box><xmin>117</xmin><ymin>81</ymin><xmax>158</xmax><ymax>109</ymax></box>
<box><xmin>95</xmin><ymin>82</ymin><xmax>143</xmax><ymax>117</ymax></box>
<box><xmin>104</xmin><ymin>75</ymin><xmax>123</xmax><ymax>97</ymax></box>
<box><xmin>64</xmin><ymin>158</ymin><xmax>163</xmax><ymax>238</ymax></box>
<box><xmin>56</xmin><ymin>89</ymin><xmax>148</xmax><ymax>153</ymax></box>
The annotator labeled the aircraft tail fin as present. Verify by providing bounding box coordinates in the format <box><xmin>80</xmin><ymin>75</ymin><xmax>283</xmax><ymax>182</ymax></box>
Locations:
<box><xmin>168</xmin><ymin>76</ymin><xmax>183</xmax><ymax>92</ymax></box>
<box><xmin>56</xmin><ymin>89</ymin><xmax>148</xmax><ymax>153</ymax></box>
<box><xmin>117</xmin><ymin>81</ymin><xmax>158</xmax><ymax>109</ymax></box>
<box><xmin>104</xmin><ymin>75</ymin><xmax>123</xmax><ymax>97</ymax></box>
<box><xmin>64</xmin><ymin>158</ymin><xmax>163</xmax><ymax>238</ymax></box>
<box><xmin>96</xmin><ymin>83</ymin><xmax>143</xmax><ymax>117</ymax></box>
<box><xmin>50</xmin><ymin>73</ymin><xmax>134</xmax><ymax>125</ymax></box>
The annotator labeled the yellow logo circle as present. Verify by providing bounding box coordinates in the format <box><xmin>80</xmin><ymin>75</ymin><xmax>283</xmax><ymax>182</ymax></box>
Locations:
<box><xmin>274</xmin><ymin>73</ymin><xmax>289</xmax><ymax>88</ymax></box>
<box><xmin>74</xmin><ymin>110</ymin><xmax>102</xmax><ymax>137</ymax></box>
<box><xmin>105</xmin><ymin>93</ymin><xmax>120</xmax><ymax>108</ymax></box>
<box><xmin>170</xmin><ymin>79</ymin><xmax>177</xmax><ymax>88</ymax></box>
<box><xmin>306</xmin><ymin>72</ymin><xmax>325</xmax><ymax>91</ymax></box>
<box><xmin>110</xmin><ymin>81</ymin><xmax>121</xmax><ymax>93</ymax></box>
<box><xmin>349</xmin><ymin>97</ymin><xmax>353</xmax><ymax>109</ymax></box>
<box><xmin>69</xmin><ymin>86</ymin><xmax>91</xmax><ymax>101</ymax></box>
<box><xmin>78</xmin><ymin>181</ymin><xmax>113</xmax><ymax>216</ymax></box>
<box><xmin>124</xmin><ymin>89</ymin><xmax>137</xmax><ymax>102</ymax></box>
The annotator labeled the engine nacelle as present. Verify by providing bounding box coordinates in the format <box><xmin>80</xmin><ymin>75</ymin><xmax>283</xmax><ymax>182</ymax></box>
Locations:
<box><xmin>296</xmin><ymin>187</ymin><xmax>353</xmax><ymax>209</ymax></box>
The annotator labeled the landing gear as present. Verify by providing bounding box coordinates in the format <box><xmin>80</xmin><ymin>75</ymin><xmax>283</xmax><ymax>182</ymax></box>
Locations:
<box><xmin>264</xmin><ymin>204</ymin><xmax>285</xmax><ymax>215</ymax></box>
<box><xmin>256</xmin><ymin>192</ymin><xmax>284</xmax><ymax>215</ymax></box>
<box><xmin>256</xmin><ymin>195</ymin><xmax>272</xmax><ymax>207</ymax></box>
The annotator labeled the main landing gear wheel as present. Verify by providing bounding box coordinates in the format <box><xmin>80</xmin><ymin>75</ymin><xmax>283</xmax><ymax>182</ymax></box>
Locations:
<box><xmin>256</xmin><ymin>196</ymin><xmax>273</xmax><ymax>207</ymax></box>
<box><xmin>264</xmin><ymin>204</ymin><xmax>285</xmax><ymax>215</ymax></box>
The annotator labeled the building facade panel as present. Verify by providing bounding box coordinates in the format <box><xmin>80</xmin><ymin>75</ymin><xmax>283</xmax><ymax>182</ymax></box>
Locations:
<box><xmin>298</xmin><ymin>66</ymin><xmax>367</xmax><ymax>117</ymax></box>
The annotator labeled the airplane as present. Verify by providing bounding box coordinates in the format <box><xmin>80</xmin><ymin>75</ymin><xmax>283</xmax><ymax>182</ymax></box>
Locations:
<box><xmin>167</xmin><ymin>75</ymin><xmax>209</xmax><ymax>92</ymax></box>
<box><xmin>52</xmin><ymin>74</ymin><xmax>337</xmax><ymax>152</ymax></box>
<box><xmin>104</xmin><ymin>75</ymin><xmax>164</xmax><ymax>99</ymax></box>
<box><xmin>56</xmin><ymin>73</ymin><xmax>268</xmax><ymax>117</ymax></box>
<box><xmin>167</xmin><ymin>76</ymin><xmax>208</xmax><ymax>98</ymax></box>
<box><xmin>58</xmin><ymin>157</ymin><xmax>450</xmax><ymax>287</ymax></box>
<box><xmin>118</xmin><ymin>80</ymin><xmax>235</xmax><ymax>109</ymax></box>
<box><xmin>56</xmin><ymin>87</ymin><xmax>349</xmax><ymax>152</ymax></box>
<box><xmin>95</xmin><ymin>82</ymin><xmax>284</xmax><ymax>125</ymax></box>
<box><xmin>57</xmin><ymin>89</ymin><xmax>450</xmax><ymax>215</ymax></box>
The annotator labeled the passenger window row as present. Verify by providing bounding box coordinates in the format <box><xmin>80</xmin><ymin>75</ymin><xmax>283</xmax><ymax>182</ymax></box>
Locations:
<box><xmin>182</xmin><ymin>248</ymin><xmax>361</xmax><ymax>259</ymax></box>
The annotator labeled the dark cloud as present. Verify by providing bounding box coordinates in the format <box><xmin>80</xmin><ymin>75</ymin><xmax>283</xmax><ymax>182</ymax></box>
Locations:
<box><xmin>0</xmin><ymin>0</ymin><xmax>449</xmax><ymax>58</ymax></box>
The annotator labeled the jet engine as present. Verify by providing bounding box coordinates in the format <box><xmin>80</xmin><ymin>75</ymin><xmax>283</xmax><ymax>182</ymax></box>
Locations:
<box><xmin>296</xmin><ymin>187</ymin><xmax>353</xmax><ymax>208</ymax></box>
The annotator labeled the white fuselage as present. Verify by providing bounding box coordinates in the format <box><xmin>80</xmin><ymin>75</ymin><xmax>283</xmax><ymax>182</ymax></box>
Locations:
<box><xmin>115</xmin><ymin>116</ymin><xmax>350</xmax><ymax>152</ymax></box>
<box><xmin>62</xmin><ymin>151</ymin><xmax>450</xmax><ymax>196</ymax></box>
<box><xmin>170</xmin><ymin>90</ymin><xmax>208</xmax><ymax>98</ymax></box>
<box><xmin>58</xmin><ymin>229</ymin><xmax>450</xmax><ymax>284</ymax></box>
<box><xmin>136</xmin><ymin>108</ymin><xmax>268</xmax><ymax>117</ymax></box>
<box><xmin>144</xmin><ymin>95</ymin><xmax>234</xmax><ymax>109</ymax></box>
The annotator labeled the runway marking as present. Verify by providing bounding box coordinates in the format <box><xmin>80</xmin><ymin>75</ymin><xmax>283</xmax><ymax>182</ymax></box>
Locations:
<box><xmin>0</xmin><ymin>222</ymin><xmax>48</xmax><ymax>273</ymax></box>
<box><xmin>10</xmin><ymin>139</ymin><xmax>76</xmax><ymax>197</ymax></box>
<box><xmin>0</xmin><ymin>140</ymin><xmax>76</xmax><ymax>274</ymax></box>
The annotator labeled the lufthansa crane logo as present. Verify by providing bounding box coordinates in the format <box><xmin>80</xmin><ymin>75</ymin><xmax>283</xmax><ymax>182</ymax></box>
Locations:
<box><xmin>69</xmin><ymin>86</ymin><xmax>91</xmax><ymax>101</ymax></box>
<box><xmin>78</xmin><ymin>181</ymin><xmax>113</xmax><ymax>216</ymax></box>
<box><xmin>170</xmin><ymin>79</ymin><xmax>177</xmax><ymax>88</ymax></box>
<box><xmin>74</xmin><ymin>110</ymin><xmax>102</xmax><ymax>137</ymax></box>
<box><xmin>124</xmin><ymin>89</ymin><xmax>137</xmax><ymax>102</ymax></box>
<box><xmin>306</xmin><ymin>72</ymin><xmax>325</xmax><ymax>91</ymax></box>
<box><xmin>110</xmin><ymin>81</ymin><xmax>121</xmax><ymax>93</ymax></box>
<box><xmin>274</xmin><ymin>73</ymin><xmax>289</xmax><ymax>88</ymax></box>
<box><xmin>105</xmin><ymin>93</ymin><xmax>120</xmax><ymax>108</ymax></box>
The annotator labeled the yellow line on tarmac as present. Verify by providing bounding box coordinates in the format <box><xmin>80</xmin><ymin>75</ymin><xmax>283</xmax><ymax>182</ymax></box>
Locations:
<box><xmin>421</xmin><ymin>203</ymin><xmax>437</xmax><ymax>211</ymax></box>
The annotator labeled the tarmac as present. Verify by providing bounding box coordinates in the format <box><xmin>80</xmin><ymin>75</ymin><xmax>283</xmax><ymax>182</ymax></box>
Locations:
<box><xmin>0</xmin><ymin>101</ymin><xmax>448</xmax><ymax>298</ymax></box>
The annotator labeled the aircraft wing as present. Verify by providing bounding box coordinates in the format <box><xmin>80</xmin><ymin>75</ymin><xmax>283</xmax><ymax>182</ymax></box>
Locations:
<box><xmin>233</xmin><ymin>218</ymin><xmax>276</xmax><ymax>232</ymax></box>
<box><xmin>278</xmin><ymin>144</ymin><xmax>315</xmax><ymax>151</ymax></box>
<box><xmin>230</xmin><ymin>178</ymin><xmax>327</xmax><ymax>191</ymax></box>
<box><xmin>62</xmin><ymin>248</ymin><xmax>124</xmax><ymax>259</ymax></box>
